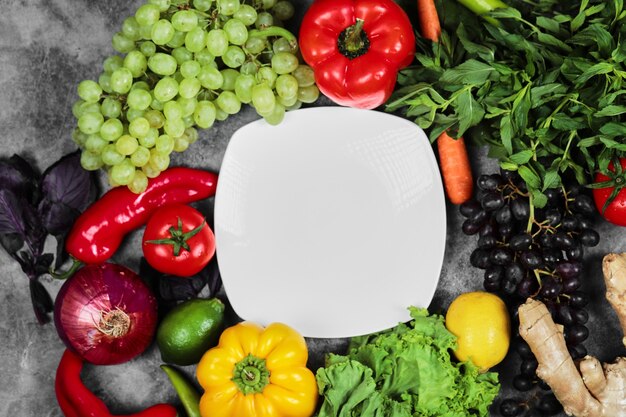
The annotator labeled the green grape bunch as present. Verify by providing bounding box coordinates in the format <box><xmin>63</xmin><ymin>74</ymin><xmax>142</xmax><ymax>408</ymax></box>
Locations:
<box><xmin>72</xmin><ymin>0</ymin><xmax>319</xmax><ymax>193</ymax></box>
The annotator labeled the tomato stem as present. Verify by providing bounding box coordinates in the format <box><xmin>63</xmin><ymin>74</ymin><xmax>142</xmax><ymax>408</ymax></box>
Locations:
<box><xmin>146</xmin><ymin>217</ymin><xmax>207</xmax><ymax>257</ymax></box>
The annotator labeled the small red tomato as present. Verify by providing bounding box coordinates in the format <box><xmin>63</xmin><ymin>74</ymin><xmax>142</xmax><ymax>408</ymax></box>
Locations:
<box><xmin>142</xmin><ymin>204</ymin><xmax>215</xmax><ymax>277</ymax></box>
<box><xmin>592</xmin><ymin>157</ymin><xmax>626</xmax><ymax>226</ymax></box>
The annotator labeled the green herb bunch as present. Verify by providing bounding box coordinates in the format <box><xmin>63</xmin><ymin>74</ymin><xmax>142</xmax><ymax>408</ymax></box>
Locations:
<box><xmin>388</xmin><ymin>0</ymin><xmax>626</xmax><ymax>207</ymax></box>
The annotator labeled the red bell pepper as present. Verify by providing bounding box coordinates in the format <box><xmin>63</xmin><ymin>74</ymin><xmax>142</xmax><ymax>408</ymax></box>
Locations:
<box><xmin>299</xmin><ymin>0</ymin><xmax>415</xmax><ymax>109</ymax></box>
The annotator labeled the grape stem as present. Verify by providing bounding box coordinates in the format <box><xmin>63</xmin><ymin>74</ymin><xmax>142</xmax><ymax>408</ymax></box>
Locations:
<box><xmin>248</xmin><ymin>26</ymin><xmax>298</xmax><ymax>50</ymax></box>
<box><xmin>526</xmin><ymin>192</ymin><xmax>535</xmax><ymax>233</ymax></box>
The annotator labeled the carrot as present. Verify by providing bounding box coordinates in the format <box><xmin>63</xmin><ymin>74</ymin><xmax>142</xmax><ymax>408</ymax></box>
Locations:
<box><xmin>437</xmin><ymin>132</ymin><xmax>474</xmax><ymax>205</ymax></box>
<box><xmin>418</xmin><ymin>0</ymin><xmax>474</xmax><ymax>204</ymax></box>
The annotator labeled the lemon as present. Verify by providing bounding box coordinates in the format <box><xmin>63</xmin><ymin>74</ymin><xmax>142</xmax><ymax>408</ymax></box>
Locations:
<box><xmin>156</xmin><ymin>297</ymin><xmax>225</xmax><ymax>366</ymax></box>
<box><xmin>445</xmin><ymin>291</ymin><xmax>510</xmax><ymax>371</ymax></box>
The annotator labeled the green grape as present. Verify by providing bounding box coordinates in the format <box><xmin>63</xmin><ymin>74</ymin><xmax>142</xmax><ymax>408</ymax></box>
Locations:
<box><xmin>277</xmin><ymin>92</ymin><xmax>298</xmax><ymax>107</ymax></box>
<box><xmin>148</xmin><ymin>0</ymin><xmax>171</xmax><ymax>12</ymax></box>
<box><xmin>116</xmin><ymin>134</ymin><xmax>139</xmax><ymax>155</ymax></box>
<box><xmin>194</xmin><ymin>100</ymin><xmax>216</xmax><ymax>128</ymax></box>
<box><xmin>166</xmin><ymin>30</ymin><xmax>186</xmax><ymax>48</ymax></box>
<box><xmin>100</xmin><ymin>118</ymin><xmax>124</xmax><ymax>141</ymax></box>
<box><xmin>173</xmin><ymin>136</ymin><xmax>190</xmax><ymax>152</ymax></box>
<box><xmin>131</xmin><ymin>80</ymin><xmax>151</xmax><ymax>91</ymax></box>
<box><xmin>221</xmin><ymin>68</ymin><xmax>239</xmax><ymax>90</ymax></box>
<box><xmin>78</xmin><ymin>112</ymin><xmax>104</xmax><ymax>134</ymax></box>
<box><xmin>126</xmin><ymin>108</ymin><xmax>146</xmax><ymax>122</ymax></box>
<box><xmin>112</xmin><ymin>32</ymin><xmax>136</xmax><ymax>53</ymax></box>
<box><xmin>185</xmin><ymin>27</ymin><xmax>206</xmax><ymax>53</ymax></box>
<box><xmin>234</xmin><ymin>74</ymin><xmax>255</xmax><ymax>103</ymax></box>
<box><xmin>154</xmin><ymin>76</ymin><xmax>179</xmax><ymax>102</ymax></box>
<box><xmin>197</xmin><ymin>65</ymin><xmax>223</xmax><ymax>89</ymax></box>
<box><xmin>139</xmin><ymin>128</ymin><xmax>159</xmax><ymax>147</ymax></box>
<box><xmin>251</xmin><ymin>83</ymin><xmax>275</xmax><ymax>114</ymax></box>
<box><xmin>122</xmin><ymin>16</ymin><xmax>142</xmax><ymax>41</ymax></box>
<box><xmin>124</xmin><ymin>50</ymin><xmax>148</xmax><ymax>77</ymax></box>
<box><xmin>183</xmin><ymin>115</ymin><xmax>195</xmax><ymax>127</ymax></box>
<box><xmin>244</xmin><ymin>37</ymin><xmax>266</xmax><ymax>54</ymax></box>
<box><xmin>72</xmin><ymin>99</ymin><xmax>85</xmax><ymax>119</ymax></box>
<box><xmin>156</xmin><ymin>134</ymin><xmax>175</xmax><ymax>154</ymax></box>
<box><xmin>240</xmin><ymin>61</ymin><xmax>258</xmax><ymax>75</ymax></box>
<box><xmin>80</xmin><ymin>102</ymin><xmax>100</xmax><ymax>115</ymax></box>
<box><xmin>293</xmin><ymin>65</ymin><xmax>315</xmax><ymax>87</ymax></box>
<box><xmin>255</xmin><ymin>12</ymin><xmax>273</xmax><ymax>29</ymax></box>
<box><xmin>222</xmin><ymin>45</ymin><xmax>246</xmax><ymax>68</ymax></box>
<box><xmin>140</xmin><ymin>24</ymin><xmax>155</xmax><ymax>40</ymax></box>
<box><xmin>152</xmin><ymin>19</ymin><xmax>175</xmax><ymax>45</ymax></box>
<box><xmin>139</xmin><ymin>41</ymin><xmax>157</xmax><ymax>57</ymax></box>
<box><xmin>144</xmin><ymin>109</ymin><xmax>165</xmax><ymax>128</ymax></box>
<box><xmin>80</xmin><ymin>150</ymin><xmax>104</xmax><ymax>171</ymax></box>
<box><xmin>194</xmin><ymin>48</ymin><xmax>215</xmax><ymax>66</ymax></box>
<box><xmin>130</xmin><ymin>146</ymin><xmax>151</xmax><ymax>167</ymax></box>
<box><xmin>129</xmin><ymin>170</ymin><xmax>149</xmax><ymax>193</ymax></box>
<box><xmin>100</xmin><ymin>98</ymin><xmax>121</xmax><ymax>119</ymax></box>
<box><xmin>148</xmin><ymin>52</ymin><xmax>178</xmax><ymax>75</ymax></box>
<box><xmin>127</xmin><ymin>89</ymin><xmax>152</xmax><ymax>111</ymax></box>
<box><xmin>129</xmin><ymin>117</ymin><xmax>151</xmax><ymax>138</ymax></box>
<box><xmin>216</xmin><ymin>91</ymin><xmax>241</xmax><ymax>114</ymax></box>
<box><xmin>193</xmin><ymin>0</ymin><xmax>213</xmax><ymax>11</ymax></box>
<box><xmin>72</xmin><ymin>129</ymin><xmax>88</xmax><ymax>147</ymax></box>
<box><xmin>223</xmin><ymin>19</ymin><xmax>248</xmax><ymax>45</ymax></box>
<box><xmin>206</xmin><ymin>29</ymin><xmax>229</xmax><ymax>57</ymax></box>
<box><xmin>111</xmin><ymin>159</ymin><xmax>136</xmax><ymax>185</ymax></box>
<box><xmin>101</xmin><ymin>144</ymin><xmax>125</xmax><ymax>165</ymax></box>
<box><xmin>177</xmin><ymin>96</ymin><xmax>198</xmax><ymax>117</ymax></box>
<box><xmin>218</xmin><ymin>0</ymin><xmax>240</xmax><ymax>15</ymax></box>
<box><xmin>275</xmin><ymin>74</ymin><xmax>298</xmax><ymax>99</ymax></box>
<box><xmin>180</xmin><ymin>60</ymin><xmax>201</xmax><ymax>78</ymax></box>
<box><xmin>150</xmin><ymin>149</ymin><xmax>171</xmax><ymax>171</ymax></box>
<box><xmin>233</xmin><ymin>4</ymin><xmax>257</xmax><ymax>25</ymax></box>
<box><xmin>256</xmin><ymin>66</ymin><xmax>277</xmax><ymax>88</ymax></box>
<box><xmin>272</xmin><ymin>37</ymin><xmax>296</xmax><ymax>54</ymax></box>
<box><xmin>135</xmin><ymin>4</ymin><xmax>161</xmax><ymax>26</ymax></box>
<box><xmin>185</xmin><ymin>127</ymin><xmax>199</xmax><ymax>143</ymax></box>
<box><xmin>163</xmin><ymin>101</ymin><xmax>183</xmax><ymax>120</ymax></box>
<box><xmin>85</xmin><ymin>134</ymin><xmax>108</xmax><ymax>153</ymax></box>
<box><xmin>263</xmin><ymin>101</ymin><xmax>285</xmax><ymax>125</ymax></box>
<box><xmin>103</xmin><ymin>55</ymin><xmax>124</xmax><ymax>74</ymax></box>
<box><xmin>172</xmin><ymin>47</ymin><xmax>193</xmax><ymax>65</ymax></box>
<box><xmin>77</xmin><ymin>80</ymin><xmax>102</xmax><ymax>103</ymax></box>
<box><xmin>214</xmin><ymin>105</ymin><xmax>229</xmax><ymax>121</ymax></box>
<box><xmin>98</xmin><ymin>73</ymin><xmax>113</xmax><ymax>93</ymax></box>
<box><xmin>179</xmin><ymin>78</ymin><xmax>201</xmax><ymax>98</ymax></box>
<box><xmin>142</xmin><ymin>163</ymin><xmax>161</xmax><ymax>179</ymax></box>
<box><xmin>110</xmin><ymin>68</ymin><xmax>133</xmax><ymax>93</ymax></box>
<box><xmin>271</xmin><ymin>52</ymin><xmax>298</xmax><ymax>74</ymax></box>
<box><xmin>164</xmin><ymin>118</ymin><xmax>186</xmax><ymax>137</ymax></box>
<box><xmin>298</xmin><ymin>85</ymin><xmax>320</xmax><ymax>103</ymax></box>
<box><xmin>151</xmin><ymin>97</ymin><xmax>165</xmax><ymax>111</ymax></box>
<box><xmin>260</xmin><ymin>0</ymin><xmax>276</xmax><ymax>8</ymax></box>
<box><xmin>273</xmin><ymin>1</ymin><xmax>295</xmax><ymax>20</ymax></box>
<box><xmin>172</xmin><ymin>10</ymin><xmax>198</xmax><ymax>32</ymax></box>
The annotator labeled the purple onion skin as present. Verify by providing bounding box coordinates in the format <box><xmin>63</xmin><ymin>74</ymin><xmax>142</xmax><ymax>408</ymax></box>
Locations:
<box><xmin>54</xmin><ymin>263</ymin><xmax>158</xmax><ymax>365</ymax></box>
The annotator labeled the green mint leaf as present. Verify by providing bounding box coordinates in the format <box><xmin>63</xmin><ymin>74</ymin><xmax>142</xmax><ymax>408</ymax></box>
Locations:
<box><xmin>571</xmin><ymin>11</ymin><xmax>586</xmax><ymax>31</ymax></box>
<box><xmin>440</xmin><ymin>60</ymin><xmax>496</xmax><ymax>85</ymax></box>
<box><xmin>542</xmin><ymin>169</ymin><xmax>561</xmax><ymax>190</ymax></box>
<box><xmin>509</xmin><ymin>150</ymin><xmax>534</xmax><ymax>164</ymax></box>
<box><xmin>536</xmin><ymin>32</ymin><xmax>572</xmax><ymax>52</ymax></box>
<box><xmin>595</xmin><ymin>105</ymin><xmax>626</xmax><ymax>117</ymax></box>
<box><xmin>456</xmin><ymin>89</ymin><xmax>485</xmax><ymax>136</ymax></box>
<box><xmin>575</xmin><ymin>62</ymin><xmax>614</xmax><ymax>84</ymax></box>
<box><xmin>511</xmin><ymin>85</ymin><xmax>531</xmax><ymax>134</ymax></box>
<box><xmin>536</xmin><ymin>16</ymin><xmax>562</xmax><ymax>33</ymax></box>
<box><xmin>488</xmin><ymin>7</ymin><xmax>523</xmax><ymax>20</ymax></box>
<box><xmin>531</xmin><ymin>189</ymin><xmax>548</xmax><ymax>208</ymax></box>
<box><xmin>519</xmin><ymin>165</ymin><xmax>542</xmax><ymax>189</ymax></box>
<box><xmin>456</xmin><ymin>24</ymin><xmax>495</xmax><ymax>62</ymax></box>
<box><xmin>600</xmin><ymin>122</ymin><xmax>626</xmax><ymax>137</ymax></box>
<box><xmin>552</xmin><ymin>115</ymin><xmax>586</xmax><ymax>131</ymax></box>
<box><xmin>500</xmin><ymin>115</ymin><xmax>514</xmax><ymax>154</ymax></box>
<box><xmin>500</xmin><ymin>161</ymin><xmax>519</xmax><ymax>171</ymax></box>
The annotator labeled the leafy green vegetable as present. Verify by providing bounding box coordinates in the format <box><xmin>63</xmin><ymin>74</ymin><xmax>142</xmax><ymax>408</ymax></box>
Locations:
<box><xmin>387</xmin><ymin>0</ymin><xmax>626</xmax><ymax>207</ymax></box>
<box><xmin>315</xmin><ymin>308</ymin><xmax>500</xmax><ymax>417</ymax></box>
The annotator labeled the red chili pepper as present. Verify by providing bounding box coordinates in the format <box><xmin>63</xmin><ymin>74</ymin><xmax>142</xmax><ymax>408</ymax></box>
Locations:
<box><xmin>299</xmin><ymin>0</ymin><xmax>415</xmax><ymax>109</ymax></box>
<box><xmin>65</xmin><ymin>167</ymin><xmax>218</xmax><ymax>265</ymax></box>
<box><xmin>55</xmin><ymin>349</ymin><xmax>178</xmax><ymax>417</ymax></box>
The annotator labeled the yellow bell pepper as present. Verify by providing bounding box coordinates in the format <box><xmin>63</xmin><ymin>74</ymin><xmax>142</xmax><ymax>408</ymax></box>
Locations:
<box><xmin>196</xmin><ymin>321</ymin><xmax>318</xmax><ymax>417</ymax></box>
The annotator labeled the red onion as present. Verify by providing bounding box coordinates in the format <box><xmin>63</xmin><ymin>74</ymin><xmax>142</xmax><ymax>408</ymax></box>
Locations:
<box><xmin>54</xmin><ymin>263</ymin><xmax>158</xmax><ymax>365</ymax></box>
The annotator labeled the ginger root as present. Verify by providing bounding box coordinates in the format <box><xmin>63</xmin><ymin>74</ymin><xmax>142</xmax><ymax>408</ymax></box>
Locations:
<box><xmin>518</xmin><ymin>253</ymin><xmax>626</xmax><ymax>417</ymax></box>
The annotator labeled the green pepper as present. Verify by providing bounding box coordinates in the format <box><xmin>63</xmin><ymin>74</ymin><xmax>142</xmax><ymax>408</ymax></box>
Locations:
<box><xmin>457</xmin><ymin>0</ymin><xmax>508</xmax><ymax>24</ymax></box>
<box><xmin>161</xmin><ymin>365</ymin><xmax>201</xmax><ymax>417</ymax></box>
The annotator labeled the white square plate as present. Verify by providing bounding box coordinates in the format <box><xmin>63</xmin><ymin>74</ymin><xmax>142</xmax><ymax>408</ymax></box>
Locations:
<box><xmin>214</xmin><ymin>107</ymin><xmax>446</xmax><ymax>338</ymax></box>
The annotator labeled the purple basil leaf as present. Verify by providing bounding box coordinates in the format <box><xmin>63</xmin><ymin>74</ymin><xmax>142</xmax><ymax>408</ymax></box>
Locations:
<box><xmin>0</xmin><ymin>155</ymin><xmax>39</xmax><ymax>203</ymax></box>
<box><xmin>159</xmin><ymin>274</ymin><xmax>206</xmax><ymax>301</ymax></box>
<box><xmin>0</xmin><ymin>233</ymin><xmax>24</xmax><ymax>255</ymax></box>
<box><xmin>0</xmin><ymin>189</ymin><xmax>26</xmax><ymax>251</ymax></box>
<box><xmin>199</xmin><ymin>256</ymin><xmax>222</xmax><ymax>297</ymax></box>
<box><xmin>54</xmin><ymin>235</ymin><xmax>68</xmax><ymax>270</ymax></box>
<box><xmin>34</xmin><ymin>253</ymin><xmax>54</xmax><ymax>276</ymax></box>
<box><xmin>29</xmin><ymin>279</ymin><xmax>53</xmax><ymax>325</ymax></box>
<box><xmin>40</xmin><ymin>151</ymin><xmax>97</xmax><ymax>213</ymax></box>
<box><xmin>39</xmin><ymin>200</ymin><xmax>80</xmax><ymax>237</ymax></box>
<box><xmin>23</xmin><ymin>200</ymin><xmax>46</xmax><ymax>255</ymax></box>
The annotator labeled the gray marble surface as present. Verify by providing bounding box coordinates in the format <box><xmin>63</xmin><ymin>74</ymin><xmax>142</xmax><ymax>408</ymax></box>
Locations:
<box><xmin>1</xmin><ymin>1</ymin><xmax>625</xmax><ymax>416</ymax></box>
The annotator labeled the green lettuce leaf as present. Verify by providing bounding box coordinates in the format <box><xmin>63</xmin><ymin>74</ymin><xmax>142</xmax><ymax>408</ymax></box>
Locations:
<box><xmin>315</xmin><ymin>308</ymin><xmax>500</xmax><ymax>417</ymax></box>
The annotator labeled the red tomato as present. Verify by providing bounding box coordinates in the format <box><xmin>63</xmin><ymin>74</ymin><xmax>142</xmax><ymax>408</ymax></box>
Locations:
<box><xmin>592</xmin><ymin>158</ymin><xmax>626</xmax><ymax>226</ymax></box>
<box><xmin>142</xmin><ymin>204</ymin><xmax>215</xmax><ymax>277</ymax></box>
